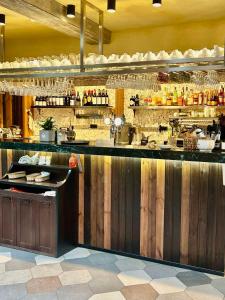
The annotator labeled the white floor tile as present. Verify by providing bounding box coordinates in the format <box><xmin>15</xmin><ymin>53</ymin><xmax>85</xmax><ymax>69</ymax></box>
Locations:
<box><xmin>31</xmin><ymin>263</ymin><xmax>63</xmax><ymax>278</ymax></box>
<box><xmin>0</xmin><ymin>269</ymin><xmax>32</xmax><ymax>285</ymax></box>
<box><xmin>150</xmin><ymin>277</ymin><xmax>186</xmax><ymax>294</ymax></box>
<box><xmin>59</xmin><ymin>270</ymin><xmax>92</xmax><ymax>285</ymax></box>
<box><xmin>89</xmin><ymin>291</ymin><xmax>125</xmax><ymax>300</ymax></box>
<box><xmin>35</xmin><ymin>255</ymin><xmax>64</xmax><ymax>265</ymax></box>
<box><xmin>118</xmin><ymin>270</ymin><xmax>152</xmax><ymax>286</ymax></box>
<box><xmin>63</xmin><ymin>248</ymin><xmax>91</xmax><ymax>260</ymax></box>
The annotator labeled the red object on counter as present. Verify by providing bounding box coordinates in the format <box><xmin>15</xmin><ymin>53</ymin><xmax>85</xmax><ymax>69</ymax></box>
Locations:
<box><xmin>10</xmin><ymin>187</ymin><xmax>24</xmax><ymax>193</ymax></box>
<box><xmin>69</xmin><ymin>153</ymin><xmax>78</xmax><ymax>168</ymax></box>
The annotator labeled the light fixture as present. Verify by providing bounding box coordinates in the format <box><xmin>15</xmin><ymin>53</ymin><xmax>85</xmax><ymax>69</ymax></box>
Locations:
<box><xmin>152</xmin><ymin>0</ymin><xmax>162</xmax><ymax>7</ymax></box>
<box><xmin>0</xmin><ymin>14</ymin><xmax>5</xmax><ymax>26</ymax></box>
<box><xmin>107</xmin><ymin>0</ymin><xmax>116</xmax><ymax>13</ymax></box>
<box><xmin>66</xmin><ymin>4</ymin><xmax>75</xmax><ymax>18</ymax></box>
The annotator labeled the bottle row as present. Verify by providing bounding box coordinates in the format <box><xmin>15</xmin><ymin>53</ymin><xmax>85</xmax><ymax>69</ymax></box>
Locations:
<box><xmin>34</xmin><ymin>89</ymin><xmax>110</xmax><ymax>107</ymax></box>
<box><xmin>130</xmin><ymin>85</ymin><xmax>225</xmax><ymax>107</ymax></box>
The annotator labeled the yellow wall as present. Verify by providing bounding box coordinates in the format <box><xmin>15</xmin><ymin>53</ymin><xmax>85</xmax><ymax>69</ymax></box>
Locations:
<box><xmin>5</xmin><ymin>18</ymin><xmax>225</xmax><ymax>60</ymax></box>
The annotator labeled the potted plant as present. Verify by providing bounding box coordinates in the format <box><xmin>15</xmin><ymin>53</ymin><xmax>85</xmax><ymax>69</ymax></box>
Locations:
<box><xmin>39</xmin><ymin>117</ymin><xmax>56</xmax><ymax>142</ymax></box>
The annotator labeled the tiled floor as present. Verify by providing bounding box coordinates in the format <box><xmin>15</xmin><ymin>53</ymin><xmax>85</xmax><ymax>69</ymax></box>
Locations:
<box><xmin>0</xmin><ymin>246</ymin><xmax>224</xmax><ymax>300</ymax></box>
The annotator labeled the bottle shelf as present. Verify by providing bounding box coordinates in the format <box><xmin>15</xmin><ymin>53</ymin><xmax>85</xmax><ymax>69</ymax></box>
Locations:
<box><xmin>128</xmin><ymin>105</ymin><xmax>225</xmax><ymax>110</ymax></box>
<box><xmin>32</xmin><ymin>105</ymin><xmax>113</xmax><ymax>109</ymax></box>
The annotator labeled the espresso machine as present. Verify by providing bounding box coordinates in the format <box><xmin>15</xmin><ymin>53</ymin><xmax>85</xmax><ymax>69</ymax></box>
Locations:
<box><xmin>104</xmin><ymin>115</ymin><xmax>135</xmax><ymax>145</ymax></box>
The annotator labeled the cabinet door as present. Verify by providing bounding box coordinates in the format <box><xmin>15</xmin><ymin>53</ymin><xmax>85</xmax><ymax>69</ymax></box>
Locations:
<box><xmin>36</xmin><ymin>199</ymin><xmax>56</xmax><ymax>255</ymax></box>
<box><xmin>0</xmin><ymin>196</ymin><xmax>16</xmax><ymax>245</ymax></box>
<box><xmin>16</xmin><ymin>198</ymin><xmax>36</xmax><ymax>250</ymax></box>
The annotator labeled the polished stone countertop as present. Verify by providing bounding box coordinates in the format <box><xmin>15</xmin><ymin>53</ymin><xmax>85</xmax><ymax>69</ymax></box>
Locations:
<box><xmin>0</xmin><ymin>139</ymin><xmax>225</xmax><ymax>163</ymax></box>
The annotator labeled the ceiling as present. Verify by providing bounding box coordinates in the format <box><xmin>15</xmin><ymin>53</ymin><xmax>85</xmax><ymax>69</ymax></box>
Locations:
<box><xmin>1</xmin><ymin>0</ymin><xmax>225</xmax><ymax>39</ymax></box>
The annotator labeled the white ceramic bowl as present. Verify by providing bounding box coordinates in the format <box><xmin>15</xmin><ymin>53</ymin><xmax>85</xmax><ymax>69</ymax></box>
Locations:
<box><xmin>197</xmin><ymin>139</ymin><xmax>215</xmax><ymax>152</ymax></box>
<box><xmin>170</xmin><ymin>50</ymin><xmax>184</xmax><ymax>59</ymax></box>
<box><xmin>143</xmin><ymin>51</ymin><xmax>157</xmax><ymax>61</ymax></box>
<box><xmin>119</xmin><ymin>53</ymin><xmax>131</xmax><ymax>63</ymax></box>
<box><xmin>184</xmin><ymin>49</ymin><xmax>199</xmax><ymax>58</ymax></box>
<box><xmin>159</xmin><ymin>144</ymin><xmax>172</xmax><ymax>150</ymax></box>
<box><xmin>156</xmin><ymin>50</ymin><xmax>170</xmax><ymax>60</ymax></box>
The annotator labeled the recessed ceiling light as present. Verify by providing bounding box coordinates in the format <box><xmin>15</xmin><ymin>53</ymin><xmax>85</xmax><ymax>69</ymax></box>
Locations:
<box><xmin>153</xmin><ymin>0</ymin><xmax>162</xmax><ymax>8</ymax></box>
<box><xmin>0</xmin><ymin>14</ymin><xmax>5</xmax><ymax>26</ymax></box>
<box><xmin>67</xmin><ymin>4</ymin><xmax>75</xmax><ymax>18</ymax></box>
<box><xmin>107</xmin><ymin>0</ymin><xmax>116</xmax><ymax>13</ymax></box>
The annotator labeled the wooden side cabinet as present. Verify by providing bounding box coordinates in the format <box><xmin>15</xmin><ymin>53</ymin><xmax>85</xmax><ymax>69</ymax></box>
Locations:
<box><xmin>0</xmin><ymin>163</ymin><xmax>79</xmax><ymax>257</ymax></box>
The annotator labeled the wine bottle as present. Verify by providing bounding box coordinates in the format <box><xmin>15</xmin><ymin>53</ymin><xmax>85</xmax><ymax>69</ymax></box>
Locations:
<box><xmin>105</xmin><ymin>90</ymin><xmax>109</xmax><ymax>106</ymax></box>
<box><xmin>92</xmin><ymin>89</ymin><xmax>97</xmax><ymax>106</ymax></box>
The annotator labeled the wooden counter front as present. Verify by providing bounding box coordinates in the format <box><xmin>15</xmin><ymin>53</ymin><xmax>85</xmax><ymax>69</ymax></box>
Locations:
<box><xmin>0</xmin><ymin>149</ymin><xmax>224</xmax><ymax>275</ymax></box>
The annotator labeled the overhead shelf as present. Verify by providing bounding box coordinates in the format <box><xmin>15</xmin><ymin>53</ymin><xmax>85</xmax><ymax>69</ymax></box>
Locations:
<box><xmin>128</xmin><ymin>105</ymin><xmax>225</xmax><ymax>110</ymax></box>
<box><xmin>0</xmin><ymin>56</ymin><xmax>224</xmax><ymax>79</ymax></box>
<box><xmin>31</xmin><ymin>105</ymin><xmax>113</xmax><ymax>109</ymax></box>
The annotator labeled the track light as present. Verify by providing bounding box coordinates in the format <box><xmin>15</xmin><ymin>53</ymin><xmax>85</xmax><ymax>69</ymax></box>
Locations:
<box><xmin>0</xmin><ymin>14</ymin><xmax>5</xmax><ymax>26</ymax></box>
<box><xmin>152</xmin><ymin>0</ymin><xmax>162</xmax><ymax>7</ymax></box>
<box><xmin>66</xmin><ymin>4</ymin><xmax>75</xmax><ymax>18</ymax></box>
<box><xmin>107</xmin><ymin>0</ymin><xmax>116</xmax><ymax>13</ymax></box>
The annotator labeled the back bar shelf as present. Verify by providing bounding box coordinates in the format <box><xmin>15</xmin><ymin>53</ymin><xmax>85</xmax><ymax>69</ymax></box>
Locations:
<box><xmin>0</xmin><ymin>56</ymin><xmax>224</xmax><ymax>79</ymax></box>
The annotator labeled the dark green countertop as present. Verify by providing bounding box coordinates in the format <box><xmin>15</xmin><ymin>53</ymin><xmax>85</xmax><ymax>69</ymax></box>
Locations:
<box><xmin>0</xmin><ymin>139</ymin><xmax>225</xmax><ymax>163</ymax></box>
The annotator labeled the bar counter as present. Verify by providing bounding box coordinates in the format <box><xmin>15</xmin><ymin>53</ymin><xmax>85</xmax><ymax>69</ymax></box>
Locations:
<box><xmin>0</xmin><ymin>140</ymin><xmax>224</xmax><ymax>276</ymax></box>
<box><xmin>0</xmin><ymin>139</ymin><xmax>225</xmax><ymax>163</ymax></box>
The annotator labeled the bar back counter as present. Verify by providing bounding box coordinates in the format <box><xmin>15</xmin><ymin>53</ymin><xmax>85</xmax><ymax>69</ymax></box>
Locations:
<box><xmin>0</xmin><ymin>141</ymin><xmax>224</xmax><ymax>276</ymax></box>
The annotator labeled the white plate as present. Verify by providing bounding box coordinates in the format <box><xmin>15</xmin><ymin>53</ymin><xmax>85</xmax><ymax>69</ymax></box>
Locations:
<box><xmin>159</xmin><ymin>144</ymin><xmax>172</xmax><ymax>150</ymax></box>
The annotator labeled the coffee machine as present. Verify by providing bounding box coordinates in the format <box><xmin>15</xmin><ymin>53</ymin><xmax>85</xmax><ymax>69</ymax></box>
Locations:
<box><xmin>104</xmin><ymin>115</ymin><xmax>135</xmax><ymax>145</ymax></box>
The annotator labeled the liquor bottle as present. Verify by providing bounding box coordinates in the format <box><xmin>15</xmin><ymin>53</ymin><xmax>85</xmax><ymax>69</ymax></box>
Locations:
<box><xmin>193</xmin><ymin>92</ymin><xmax>199</xmax><ymax>105</ymax></box>
<box><xmin>199</xmin><ymin>91</ymin><xmax>204</xmax><ymax>106</ymax></box>
<box><xmin>92</xmin><ymin>89</ymin><xmax>97</xmax><ymax>106</ymax></box>
<box><xmin>86</xmin><ymin>90</ymin><xmax>92</xmax><ymax>106</ymax></box>
<box><xmin>135</xmin><ymin>94</ymin><xmax>140</xmax><ymax>106</ymax></box>
<box><xmin>82</xmin><ymin>91</ymin><xmax>87</xmax><ymax>106</ymax></box>
<box><xmin>166</xmin><ymin>90</ymin><xmax>172</xmax><ymax>106</ymax></box>
<box><xmin>187</xmin><ymin>89</ymin><xmax>194</xmax><ymax>106</ymax></box>
<box><xmin>90</xmin><ymin>90</ymin><xmax>93</xmax><ymax>106</ymax></box>
<box><xmin>178</xmin><ymin>88</ymin><xmax>184</xmax><ymax>106</ymax></box>
<box><xmin>219</xmin><ymin>86</ymin><xmax>224</xmax><ymax>106</ymax></box>
<box><xmin>161</xmin><ymin>88</ymin><xmax>167</xmax><ymax>106</ymax></box>
<box><xmin>172</xmin><ymin>87</ymin><xmax>178</xmax><ymax>106</ymax></box>
<box><xmin>105</xmin><ymin>90</ymin><xmax>109</xmax><ymax>106</ymax></box>
<box><xmin>70</xmin><ymin>90</ymin><xmax>76</xmax><ymax>106</ymax></box>
<box><xmin>101</xmin><ymin>89</ymin><xmax>106</xmax><ymax>106</ymax></box>
<box><xmin>97</xmin><ymin>89</ymin><xmax>102</xmax><ymax>106</ymax></box>
<box><xmin>203</xmin><ymin>90</ymin><xmax>208</xmax><ymax>105</ymax></box>
<box><xmin>76</xmin><ymin>92</ymin><xmax>81</xmax><ymax>106</ymax></box>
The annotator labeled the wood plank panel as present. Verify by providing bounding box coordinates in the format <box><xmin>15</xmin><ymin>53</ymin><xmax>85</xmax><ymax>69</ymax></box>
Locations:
<box><xmin>180</xmin><ymin>161</ymin><xmax>191</xmax><ymax>264</ymax></box>
<box><xmin>140</xmin><ymin>159</ymin><xmax>165</xmax><ymax>259</ymax></box>
<box><xmin>140</xmin><ymin>159</ymin><xmax>150</xmax><ymax>257</ymax></box>
<box><xmin>111</xmin><ymin>157</ymin><xmax>141</xmax><ymax>254</ymax></box>
<box><xmin>84</xmin><ymin>155</ymin><xmax>91</xmax><ymax>245</ymax></box>
<box><xmin>163</xmin><ymin>160</ymin><xmax>182</xmax><ymax>263</ymax></box>
<box><xmin>155</xmin><ymin>160</ymin><xmax>165</xmax><ymax>260</ymax></box>
<box><xmin>78</xmin><ymin>155</ymin><xmax>85</xmax><ymax>244</ymax></box>
<box><xmin>104</xmin><ymin>156</ymin><xmax>112</xmax><ymax>249</ymax></box>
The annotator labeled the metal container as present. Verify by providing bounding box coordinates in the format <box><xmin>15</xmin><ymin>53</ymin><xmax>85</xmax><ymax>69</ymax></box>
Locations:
<box><xmin>115</xmin><ymin>123</ymin><xmax>135</xmax><ymax>145</ymax></box>
<box><xmin>39</xmin><ymin>130</ymin><xmax>56</xmax><ymax>142</ymax></box>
